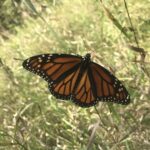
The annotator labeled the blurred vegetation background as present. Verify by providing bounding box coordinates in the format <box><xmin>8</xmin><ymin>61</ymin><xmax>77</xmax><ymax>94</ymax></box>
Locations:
<box><xmin>0</xmin><ymin>0</ymin><xmax>150</xmax><ymax>149</ymax></box>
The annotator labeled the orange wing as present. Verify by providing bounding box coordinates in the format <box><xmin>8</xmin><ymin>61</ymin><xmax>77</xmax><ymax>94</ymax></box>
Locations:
<box><xmin>23</xmin><ymin>54</ymin><xmax>81</xmax><ymax>82</ymax></box>
<box><xmin>49</xmin><ymin>64</ymin><xmax>81</xmax><ymax>100</ymax></box>
<box><xmin>23</xmin><ymin>53</ymin><xmax>130</xmax><ymax>107</ymax></box>
<box><xmin>90</xmin><ymin>62</ymin><xmax>130</xmax><ymax>105</ymax></box>
<box><xmin>71</xmin><ymin>69</ymin><xmax>97</xmax><ymax>107</ymax></box>
<box><xmin>23</xmin><ymin>54</ymin><xmax>82</xmax><ymax>100</ymax></box>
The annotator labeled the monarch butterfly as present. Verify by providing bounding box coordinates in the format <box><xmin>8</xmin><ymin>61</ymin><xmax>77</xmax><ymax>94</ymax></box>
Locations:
<box><xmin>22</xmin><ymin>53</ymin><xmax>130</xmax><ymax>107</ymax></box>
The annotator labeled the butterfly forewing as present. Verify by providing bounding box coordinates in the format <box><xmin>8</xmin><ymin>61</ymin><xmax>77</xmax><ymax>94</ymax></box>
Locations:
<box><xmin>90</xmin><ymin>62</ymin><xmax>130</xmax><ymax>105</ymax></box>
<box><xmin>23</xmin><ymin>54</ymin><xmax>82</xmax><ymax>83</ymax></box>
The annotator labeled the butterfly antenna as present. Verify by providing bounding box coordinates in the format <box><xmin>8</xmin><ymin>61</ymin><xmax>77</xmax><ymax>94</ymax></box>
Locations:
<box><xmin>13</xmin><ymin>58</ymin><xmax>24</xmax><ymax>61</ymax></box>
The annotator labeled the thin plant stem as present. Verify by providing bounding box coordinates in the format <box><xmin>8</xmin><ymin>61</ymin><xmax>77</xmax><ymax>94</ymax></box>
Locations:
<box><xmin>94</xmin><ymin>105</ymin><xmax>101</xmax><ymax>121</ymax></box>
<box><xmin>94</xmin><ymin>105</ymin><xmax>121</xmax><ymax>150</ymax></box>
<box><xmin>123</xmin><ymin>0</ymin><xmax>139</xmax><ymax>47</ymax></box>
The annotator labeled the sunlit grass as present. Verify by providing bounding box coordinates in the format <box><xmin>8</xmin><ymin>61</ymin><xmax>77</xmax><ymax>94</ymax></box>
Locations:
<box><xmin>0</xmin><ymin>0</ymin><xmax>150</xmax><ymax>149</ymax></box>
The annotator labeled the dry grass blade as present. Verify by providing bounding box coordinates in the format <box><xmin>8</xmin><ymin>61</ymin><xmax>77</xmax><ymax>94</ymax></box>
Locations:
<box><xmin>87</xmin><ymin>121</ymin><xmax>100</xmax><ymax>150</ymax></box>
<box><xmin>99</xmin><ymin>0</ymin><xmax>130</xmax><ymax>39</ymax></box>
<box><xmin>0</xmin><ymin>58</ymin><xmax>18</xmax><ymax>85</ymax></box>
<box><xmin>127</xmin><ymin>45</ymin><xmax>145</xmax><ymax>55</ymax></box>
<box><xmin>127</xmin><ymin>44</ymin><xmax>150</xmax><ymax>78</ymax></box>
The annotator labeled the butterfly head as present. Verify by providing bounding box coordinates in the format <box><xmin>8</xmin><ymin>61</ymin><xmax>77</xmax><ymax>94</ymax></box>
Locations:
<box><xmin>84</xmin><ymin>53</ymin><xmax>91</xmax><ymax>61</ymax></box>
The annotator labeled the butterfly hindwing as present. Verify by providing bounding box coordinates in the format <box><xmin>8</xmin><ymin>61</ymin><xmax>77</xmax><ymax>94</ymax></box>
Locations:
<box><xmin>48</xmin><ymin>63</ymin><xmax>81</xmax><ymax>100</ymax></box>
<box><xmin>90</xmin><ymin>62</ymin><xmax>130</xmax><ymax>105</ymax></box>
<box><xmin>70</xmin><ymin>68</ymin><xmax>97</xmax><ymax>107</ymax></box>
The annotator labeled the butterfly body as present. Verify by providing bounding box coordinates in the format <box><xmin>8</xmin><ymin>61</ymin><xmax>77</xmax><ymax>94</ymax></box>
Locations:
<box><xmin>23</xmin><ymin>53</ymin><xmax>130</xmax><ymax>107</ymax></box>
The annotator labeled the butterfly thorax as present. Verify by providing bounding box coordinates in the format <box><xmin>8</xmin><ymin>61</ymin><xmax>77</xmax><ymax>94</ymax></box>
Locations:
<box><xmin>82</xmin><ymin>53</ymin><xmax>91</xmax><ymax>69</ymax></box>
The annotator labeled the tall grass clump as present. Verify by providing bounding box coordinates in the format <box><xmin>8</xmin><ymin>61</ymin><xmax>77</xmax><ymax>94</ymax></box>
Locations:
<box><xmin>0</xmin><ymin>0</ymin><xmax>150</xmax><ymax>149</ymax></box>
